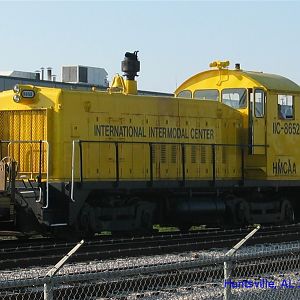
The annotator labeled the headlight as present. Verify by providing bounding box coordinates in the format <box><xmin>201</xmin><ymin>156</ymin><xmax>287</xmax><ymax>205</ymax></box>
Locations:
<box><xmin>21</xmin><ymin>90</ymin><xmax>35</xmax><ymax>98</ymax></box>
<box><xmin>13</xmin><ymin>95</ymin><xmax>21</xmax><ymax>103</ymax></box>
<box><xmin>13</xmin><ymin>84</ymin><xmax>20</xmax><ymax>93</ymax></box>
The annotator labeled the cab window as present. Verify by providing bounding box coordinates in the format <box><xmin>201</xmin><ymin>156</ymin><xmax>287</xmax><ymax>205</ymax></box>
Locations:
<box><xmin>254</xmin><ymin>89</ymin><xmax>265</xmax><ymax>117</ymax></box>
<box><xmin>278</xmin><ymin>94</ymin><xmax>294</xmax><ymax>119</ymax></box>
<box><xmin>221</xmin><ymin>88</ymin><xmax>247</xmax><ymax>109</ymax></box>
<box><xmin>194</xmin><ymin>89</ymin><xmax>219</xmax><ymax>100</ymax></box>
<box><xmin>177</xmin><ymin>90</ymin><xmax>192</xmax><ymax>99</ymax></box>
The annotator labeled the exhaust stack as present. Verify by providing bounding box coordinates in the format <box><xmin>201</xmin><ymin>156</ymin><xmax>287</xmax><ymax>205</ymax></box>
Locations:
<box><xmin>121</xmin><ymin>51</ymin><xmax>140</xmax><ymax>95</ymax></box>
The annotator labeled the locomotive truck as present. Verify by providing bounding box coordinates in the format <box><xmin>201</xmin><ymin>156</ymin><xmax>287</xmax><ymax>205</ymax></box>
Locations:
<box><xmin>0</xmin><ymin>52</ymin><xmax>300</xmax><ymax>237</ymax></box>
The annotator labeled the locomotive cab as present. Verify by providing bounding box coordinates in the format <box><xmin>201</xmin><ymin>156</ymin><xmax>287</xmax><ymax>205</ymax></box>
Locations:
<box><xmin>175</xmin><ymin>61</ymin><xmax>300</xmax><ymax>180</ymax></box>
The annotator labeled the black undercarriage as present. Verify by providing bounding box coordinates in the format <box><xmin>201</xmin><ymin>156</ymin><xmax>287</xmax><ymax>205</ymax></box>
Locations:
<box><xmin>2</xmin><ymin>178</ymin><xmax>298</xmax><ymax>238</ymax></box>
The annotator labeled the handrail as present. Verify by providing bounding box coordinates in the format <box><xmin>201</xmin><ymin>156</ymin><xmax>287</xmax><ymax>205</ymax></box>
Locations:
<box><xmin>70</xmin><ymin>139</ymin><xmax>268</xmax><ymax>203</ymax></box>
<box><xmin>0</xmin><ymin>140</ymin><xmax>49</xmax><ymax>209</ymax></box>
<box><xmin>35</xmin><ymin>187</ymin><xmax>43</xmax><ymax>203</ymax></box>
<box><xmin>70</xmin><ymin>139</ymin><xmax>269</xmax><ymax>147</ymax></box>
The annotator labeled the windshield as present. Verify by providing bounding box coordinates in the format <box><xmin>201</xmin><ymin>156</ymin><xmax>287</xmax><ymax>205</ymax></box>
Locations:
<box><xmin>221</xmin><ymin>88</ymin><xmax>247</xmax><ymax>109</ymax></box>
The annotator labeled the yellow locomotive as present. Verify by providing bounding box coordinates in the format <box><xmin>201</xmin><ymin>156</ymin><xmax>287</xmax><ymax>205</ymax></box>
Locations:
<box><xmin>0</xmin><ymin>52</ymin><xmax>300</xmax><ymax>236</ymax></box>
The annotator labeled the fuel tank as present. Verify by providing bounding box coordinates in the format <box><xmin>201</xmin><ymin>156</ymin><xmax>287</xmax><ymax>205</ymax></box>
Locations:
<box><xmin>169</xmin><ymin>196</ymin><xmax>226</xmax><ymax>225</ymax></box>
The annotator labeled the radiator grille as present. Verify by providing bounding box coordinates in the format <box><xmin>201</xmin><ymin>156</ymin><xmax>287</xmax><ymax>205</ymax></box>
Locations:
<box><xmin>0</xmin><ymin>110</ymin><xmax>47</xmax><ymax>176</ymax></box>
<box><xmin>191</xmin><ymin>145</ymin><xmax>197</xmax><ymax>164</ymax></box>
<box><xmin>160</xmin><ymin>145</ymin><xmax>166</xmax><ymax>164</ymax></box>
<box><xmin>171</xmin><ymin>145</ymin><xmax>177</xmax><ymax>164</ymax></box>
<box><xmin>200</xmin><ymin>145</ymin><xmax>206</xmax><ymax>163</ymax></box>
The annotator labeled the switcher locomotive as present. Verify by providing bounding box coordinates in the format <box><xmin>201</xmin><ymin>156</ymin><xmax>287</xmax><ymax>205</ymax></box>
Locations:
<box><xmin>1</xmin><ymin>52</ymin><xmax>300</xmax><ymax>237</ymax></box>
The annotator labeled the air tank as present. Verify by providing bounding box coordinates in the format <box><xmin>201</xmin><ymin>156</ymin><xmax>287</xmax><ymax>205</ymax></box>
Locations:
<box><xmin>170</xmin><ymin>196</ymin><xmax>226</xmax><ymax>225</ymax></box>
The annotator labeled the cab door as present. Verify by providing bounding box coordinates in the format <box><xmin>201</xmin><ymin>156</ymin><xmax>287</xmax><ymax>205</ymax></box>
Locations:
<box><xmin>249</xmin><ymin>88</ymin><xmax>266</xmax><ymax>154</ymax></box>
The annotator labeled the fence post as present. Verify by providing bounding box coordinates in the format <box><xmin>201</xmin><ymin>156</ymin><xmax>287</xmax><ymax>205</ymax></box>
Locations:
<box><xmin>224</xmin><ymin>259</ymin><xmax>232</xmax><ymax>300</ymax></box>
<box><xmin>44</xmin><ymin>279</ymin><xmax>53</xmax><ymax>300</ymax></box>
<box><xmin>44</xmin><ymin>239</ymin><xmax>84</xmax><ymax>300</ymax></box>
<box><xmin>223</xmin><ymin>225</ymin><xmax>260</xmax><ymax>300</ymax></box>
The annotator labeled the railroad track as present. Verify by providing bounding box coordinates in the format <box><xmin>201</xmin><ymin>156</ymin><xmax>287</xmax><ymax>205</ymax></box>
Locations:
<box><xmin>1</xmin><ymin>223</ymin><xmax>300</xmax><ymax>270</ymax></box>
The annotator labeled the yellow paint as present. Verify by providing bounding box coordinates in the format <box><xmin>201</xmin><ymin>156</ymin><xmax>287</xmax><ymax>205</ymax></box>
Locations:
<box><xmin>124</xmin><ymin>80</ymin><xmax>137</xmax><ymax>95</ymax></box>
<box><xmin>108</xmin><ymin>74</ymin><xmax>138</xmax><ymax>95</ymax></box>
<box><xmin>0</xmin><ymin>84</ymin><xmax>242</xmax><ymax>182</ymax></box>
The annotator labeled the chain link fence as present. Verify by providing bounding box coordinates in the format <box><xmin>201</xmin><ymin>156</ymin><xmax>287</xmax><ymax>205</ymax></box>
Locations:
<box><xmin>2</xmin><ymin>239</ymin><xmax>300</xmax><ymax>299</ymax></box>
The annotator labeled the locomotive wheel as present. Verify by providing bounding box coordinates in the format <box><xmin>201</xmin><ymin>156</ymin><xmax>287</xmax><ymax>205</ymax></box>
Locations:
<box><xmin>78</xmin><ymin>203</ymin><xmax>96</xmax><ymax>238</ymax></box>
<box><xmin>235</xmin><ymin>200</ymin><xmax>249</xmax><ymax>225</ymax></box>
<box><xmin>281</xmin><ymin>200</ymin><xmax>295</xmax><ymax>224</ymax></box>
<box><xmin>140</xmin><ymin>210</ymin><xmax>153</xmax><ymax>230</ymax></box>
<box><xmin>131</xmin><ymin>200</ymin><xmax>155</xmax><ymax>235</ymax></box>
<box><xmin>225</xmin><ymin>196</ymin><xmax>249</xmax><ymax>226</ymax></box>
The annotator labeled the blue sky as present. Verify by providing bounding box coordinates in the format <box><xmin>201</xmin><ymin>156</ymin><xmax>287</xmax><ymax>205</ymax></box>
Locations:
<box><xmin>0</xmin><ymin>1</ymin><xmax>299</xmax><ymax>92</ymax></box>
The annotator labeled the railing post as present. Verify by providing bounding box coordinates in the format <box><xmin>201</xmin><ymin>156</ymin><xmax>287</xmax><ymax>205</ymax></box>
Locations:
<box><xmin>79</xmin><ymin>140</ymin><xmax>83</xmax><ymax>184</ymax></box>
<box><xmin>38</xmin><ymin>140</ymin><xmax>42</xmax><ymax>184</ymax></box>
<box><xmin>223</xmin><ymin>225</ymin><xmax>260</xmax><ymax>300</ymax></box>
<box><xmin>181</xmin><ymin>144</ymin><xmax>185</xmax><ymax>186</ymax></box>
<box><xmin>115</xmin><ymin>142</ymin><xmax>119</xmax><ymax>186</ymax></box>
<box><xmin>42</xmin><ymin>141</ymin><xmax>50</xmax><ymax>209</ymax></box>
<box><xmin>11</xmin><ymin>161</ymin><xmax>16</xmax><ymax>225</ymax></box>
<box><xmin>149</xmin><ymin>143</ymin><xmax>153</xmax><ymax>186</ymax></box>
<box><xmin>10</xmin><ymin>160</ymin><xmax>16</xmax><ymax>196</ymax></box>
<box><xmin>241</xmin><ymin>147</ymin><xmax>245</xmax><ymax>185</ymax></box>
<box><xmin>43</xmin><ymin>240</ymin><xmax>84</xmax><ymax>300</ymax></box>
<box><xmin>212</xmin><ymin>144</ymin><xmax>216</xmax><ymax>185</ymax></box>
<box><xmin>71</xmin><ymin>140</ymin><xmax>79</xmax><ymax>203</ymax></box>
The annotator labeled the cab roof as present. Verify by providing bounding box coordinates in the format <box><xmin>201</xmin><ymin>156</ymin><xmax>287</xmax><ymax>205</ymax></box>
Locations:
<box><xmin>175</xmin><ymin>68</ymin><xmax>300</xmax><ymax>94</ymax></box>
<box><xmin>243</xmin><ymin>71</ymin><xmax>300</xmax><ymax>93</ymax></box>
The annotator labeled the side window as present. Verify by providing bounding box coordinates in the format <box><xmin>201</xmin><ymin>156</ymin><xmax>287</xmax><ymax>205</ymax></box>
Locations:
<box><xmin>221</xmin><ymin>88</ymin><xmax>247</xmax><ymax>109</ymax></box>
<box><xmin>254</xmin><ymin>89</ymin><xmax>264</xmax><ymax>117</ymax></box>
<box><xmin>278</xmin><ymin>94</ymin><xmax>294</xmax><ymax>119</ymax></box>
<box><xmin>177</xmin><ymin>90</ymin><xmax>192</xmax><ymax>99</ymax></box>
<box><xmin>194</xmin><ymin>89</ymin><xmax>219</xmax><ymax>100</ymax></box>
